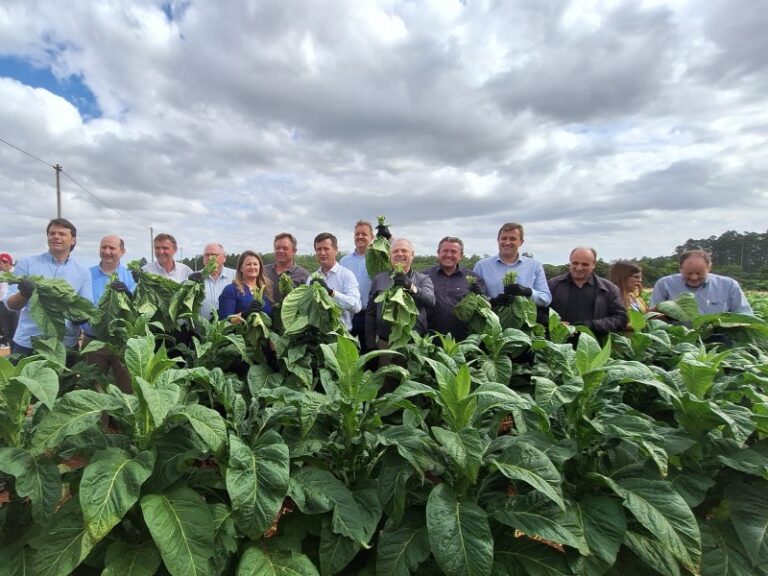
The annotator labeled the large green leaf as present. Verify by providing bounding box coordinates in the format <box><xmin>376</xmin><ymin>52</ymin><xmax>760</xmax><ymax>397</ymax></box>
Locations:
<box><xmin>493</xmin><ymin>533</ymin><xmax>573</xmax><ymax>576</ymax></box>
<box><xmin>489</xmin><ymin>441</ymin><xmax>564</xmax><ymax>510</ymax></box>
<box><xmin>601</xmin><ymin>476</ymin><xmax>701</xmax><ymax>573</ymax></box>
<box><xmin>432</xmin><ymin>426</ymin><xmax>483</xmax><ymax>484</ymax></box>
<box><xmin>13</xmin><ymin>360</ymin><xmax>59</xmax><ymax>410</ymax></box>
<box><xmin>624</xmin><ymin>530</ymin><xmax>682</xmax><ymax>576</ymax></box>
<box><xmin>376</xmin><ymin>508</ymin><xmax>431</xmax><ymax>576</ymax></box>
<box><xmin>31</xmin><ymin>389</ymin><xmax>123</xmax><ymax>454</ymax></box>
<box><xmin>678</xmin><ymin>357</ymin><xmax>718</xmax><ymax>398</ymax></box>
<box><xmin>102</xmin><ymin>540</ymin><xmax>163</xmax><ymax>576</ymax></box>
<box><xmin>178</xmin><ymin>404</ymin><xmax>228</xmax><ymax>455</ymax></box>
<box><xmin>226</xmin><ymin>431</ymin><xmax>290</xmax><ymax>538</ymax></box>
<box><xmin>134</xmin><ymin>376</ymin><xmax>180</xmax><ymax>429</ymax></box>
<box><xmin>0</xmin><ymin>544</ymin><xmax>34</xmax><ymax>576</ymax></box>
<box><xmin>236</xmin><ymin>544</ymin><xmax>320</xmax><ymax>576</ymax></box>
<box><xmin>575</xmin><ymin>332</ymin><xmax>611</xmax><ymax>375</ymax></box>
<box><xmin>30</xmin><ymin>498</ymin><xmax>97</xmax><ymax>576</ymax></box>
<box><xmin>426</xmin><ymin>483</ymin><xmax>493</xmax><ymax>576</ymax></box>
<box><xmin>0</xmin><ymin>447</ymin><xmax>60</xmax><ymax>522</ymax></box>
<box><xmin>701</xmin><ymin>521</ymin><xmax>768</xmax><ymax>576</ymax></box>
<box><xmin>140</xmin><ymin>486</ymin><xmax>214</xmax><ymax>576</ymax></box>
<box><xmin>472</xmin><ymin>382</ymin><xmax>531</xmax><ymax>414</ymax></box>
<box><xmin>725</xmin><ymin>481</ymin><xmax>768</xmax><ymax>566</ymax></box>
<box><xmin>288</xmin><ymin>466</ymin><xmax>366</xmax><ymax>544</ymax></box>
<box><xmin>574</xmin><ymin>495</ymin><xmax>627</xmax><ymax>567</ymax></box>
<box><xmin>211</xmin><ymin>503</ymin><xmax>238</xmax><ymax>575</ymax></box>
<box><xmin>533</xmin><ymin>376</ymin><xmax>581</xmax><ymax>414</ymax></box>
<box><xmin>79</xmin><ymin>448</ymin><xmax>155</xmax><ymax>541</ymax></box>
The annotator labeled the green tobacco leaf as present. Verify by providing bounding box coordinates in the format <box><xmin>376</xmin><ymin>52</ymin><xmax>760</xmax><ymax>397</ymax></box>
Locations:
<box><xmin>601</xmin><ymin>476</ymin><xmax>701</xmax><ymax>573</ymax></box>
<box><xmin>179</xmin><ymin>404</ymin><xmax>228</xmax><ymax>455</ymax></box>
<box><xmin>30</xmin><ymin>498</ymin><xmax>97</xmax><ymax>576</ymax></box>
<box><xmin>0</xmin><ymin>544</ymin><xmax>34</xmax><ymax>576</ymax></box>
<box><xmin>0</xmin><ymin>447</ymin><xmax>60</xmax><ymax>523</ymax></box>
<box><xmin>102</xmin><ymin>540</ymin><xmax>163</xmax><ymax>576</ymax></box>
<box><xmin>725</xmin><ymin>481</ymin><xmax>768</xmax><ymax>566</ymax></box>
<box><xmin>432</xmin><ymin>426</ymin><xmax>483</xmax><ymax>484</ymax></box>
<box><xmin>14</xmin><ymin>360</ymin><xmax>59</xmax><ymax>410</ymax></box>
<box><xmin>135</xmin><ymin>376</ymin><xmax>180</xmax><ymax>429</ymax></box>
<box><xmin>31</xmin><ymin>389</ymin><xmax>123</xmax><ymax>455</ymax></box>
<box><xmin>212</xmin><ymin>503</ymin><xmax>238</xmax><ymax>575</ymax></box>
<box><xmin>575</xmin><ymin>332</ymin><xmax>611</xmax><ymax>375</ymax></box>
<box><xmin>376</xmin><ymin>508</ymin><xmax>431</xmax><ymax>576</ymax></box>
<box><xmin>80</xmin><ymin>448</ymin><xmax>155</xmax><ymax>541</ymax></box>
<box><xmin>656</xmin><ymin>293</ymin><xmax>700</xmax><ymax>322</ymax></box>
<box><xmin>236</xmin><ymin>544</ymin><xmax>320</xmax><ymax>576</ymax></box>
<box><xmin>426</xmin><ymin>484</ymin><xmax>493</xmax><ymax>576</ymax></box>
<box><xmin>140</xmin><ymin>486</ymin><xmax>214</xmax><ymax>576</ymax></box>
<box><xmin>574</xmin><ymin>495</ymin><xmax>627</xmax><ymax>567</ymax></box>
<box><xmin>533</xmin><ymin>375</ymin><xmax>581</xmax><ymax>414</ymax></box>
<box><xmin>490</xmin><ymin>441</ymin><xmax>564</xmax><ymax>510</ymax></box>
<box><xmin>623</xmin><ymin>530</ymin><xmax>682</xmax><ymax>576</ymax></box>
<box><xmin>493</xmin><ymin>533</ymin><xmax>573</xmax><ymax>576</ymax></box>
<box><xmin>678</xmin><ymin>357</ymin><xmax>718</xmax><ymax>398</ymax></box>
<box><xmin>701</xmin><ymin>520</ymin><xmax>768</xmax><ymax>576</ymax></box>
<box><xmin>319</xmin><ymin>518</ymin><xmax>359</xmax><ymax>576</ymax></box>
<box><xmin>226</xmin><ymin>431</ymin><xmax>290</xmax><ymax>538</ymax></box>
<box><xmin>472</xmin><ymin>382</ymin><xmax>530</xmax><ymax>414</ymax></box>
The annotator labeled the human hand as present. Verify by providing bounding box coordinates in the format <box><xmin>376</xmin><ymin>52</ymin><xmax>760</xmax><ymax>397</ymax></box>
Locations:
<box><xmin>130</xmin><ymin>269</ymin><xmax>144</xmax><ymax>283</ymax></box>
<box><xmin>504</xmin><ymin>283</ymin><xmax>533</xmax><ymax>297</ymax></box>
<box><xmin>188</xmin><ymin>272</ymin><xmax>204</xmax><ymax>284</ymax></box>
<box><xmin>468</xmin><ymin>282</ymin><xmax>483</xmax><ymax>295</ymax></box>
<box><xmin>375</xmin><ymin>223</ymin><xmax>392</xmax><ymax>240</ymax></box>
<box><xmin>18</xmin><ymin>278</ymin><xmax>35</xmax><ymax>299</ymax></box>
<box><xmin>245</xmin><ymin>299</ymin><xmax>263</xmax><ymax>317</ymax></box>
<box><xmin>311</xmin><ymin>277</ymin><xmax>334</xmax><ymax>297</ymax></box>
<box><xmin>109</xmin><ymin>281</ymin><xmax>131</xmax><ymax>295</ymax></box>
<box><xmin>490</xmin><ymin>293</ymin><xmax>515</xmax><ymax>307</ymax></box>
<box><xmin>393</xmin><ymin>272</ymin><xmax>411</xmax><ymax>290</ymax></box>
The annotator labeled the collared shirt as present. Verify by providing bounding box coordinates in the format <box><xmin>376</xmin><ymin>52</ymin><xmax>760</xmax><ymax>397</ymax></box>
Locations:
<box><xmin>142</xmin><ymin>260</ymin><xmax>193</xmax><ymax>283</ymax></box>
<box><xmin>472</xmin><ymin>254</ymin><xmax>552</xmax><ymax>306</ymax></box>
<box><xmin>265</xmin><ymin>263</ymin><xmax>310</xmax><ymax>304</ymax></box>
<box><xmin>90</xmin><ymin>263</ymin><xmax>137</xmax><ymax>303</ymax></box>
<box><xmin>650</xmin><ymin>273</ymin><xmax>753</xmax><ymax>315</ymax></box>
<box><xmin>308</xmin><ymin>262</ymin><xmax>361</xmax><ymax>330</ymax></box>
<box><xmin>563</xmin><ymin>275</ymin><xmax>597</xmax><ymax>324</ymax></box>
<box><xmin>200</xmin><ymin>266</ymin><xmax>236</xmax><ymax>320</ymax></box>
<box><xmin>339</xmin><ymin>250</ymin><xmax>372</xmax><ymax>304</ymax></box>
<box><xmin>5</xmin><ymin>252</ymin><xmax>92</xmax><ymax>348</ymax></box>
<box><xmin>425</xmin><ymin>264</ymin><xmax>485</xmax><ymax>340</ymax></box>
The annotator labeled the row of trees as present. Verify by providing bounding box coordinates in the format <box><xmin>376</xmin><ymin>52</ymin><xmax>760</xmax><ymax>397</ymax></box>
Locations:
<box><xmin>180</xmin><ymin>230</ymin><xmax>768</xmax><ymax>291</ymax></box>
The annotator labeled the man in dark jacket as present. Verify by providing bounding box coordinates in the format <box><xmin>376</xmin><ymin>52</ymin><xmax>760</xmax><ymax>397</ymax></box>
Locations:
<box><xmin>366</xmin><ymin>238</ymin><xmax>435</xmax><ymax>351</ymax></box>
<box><xmin>548</xmin><ymin>247</ymin><xmax>627</xmax><ymax>335</ymax></box>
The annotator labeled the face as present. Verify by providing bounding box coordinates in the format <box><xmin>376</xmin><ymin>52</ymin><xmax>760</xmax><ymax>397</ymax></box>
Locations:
<box><xmin>47</xmin><ymin>225</ymin><xmax>76</xmax><ymax>256</ymax></box>
<box><xmin>390</xmin><ymin>239</ymin><xmax>414</xmax><ymax>271</ymax></box>
<box><xmin>353</xmin><ymin>225</ymin><xmax>373</xmax><ymax>252</ymax></box>
<box><xmin>497</xmin><ymin>228</ymin><xmax>523</xmax><ymax>260</ymax></box>
<box><xmin>437</xmin><ymin>241</ymin><xmax>463</xmax><ymax>272</ymax></box>
<box><xmin>154</xmin><ymin>240</ymin><xmax>177</xmax><ymax>265</ymax></box>
<box><xmin>203</xmin><ymin>244</ymin><xmax>226</xmax><ymax>271</ymax></box>
<box><xmin>625</xmin><ymin>272</ymin><xmax>643</xmax><ymax>293</ymax></box>
<box><xmin>681</xmin><ymin>257</ymin><xmax>711</xmax><ymax>288</ymax></box>
<box><xmin>274</xmin><ymin>238</ymin><xmax>296</xmax><ymax>266</ymax></box>
<box><xmin>314</xmin><ymin>238</ymin><xmax>338</xmax><ymax>270</ymax></box>
<box><xmin>99</xmin><ymin>236</ymin><xmax>125</xmax><ymax>266</ymax></box>
<box><xmin>569</xmin><ymin>249</ymin><xmax>596</xmax><ymax>283</ymax></box>
<box><xmin>0</xmin><ymin>260</ymin><xmax>11</xmax><ymax>273</ymax></box>
<box><xmin>240</xmin><ymin>255</ymin><xmax>261</xmax><ymax>281</ymax></box>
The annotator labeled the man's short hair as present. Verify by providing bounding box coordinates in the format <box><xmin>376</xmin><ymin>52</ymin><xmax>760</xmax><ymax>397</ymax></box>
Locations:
<box><xmin>354</xmin><ymin>220</ymin><xmax>374</xmax><ymax>236</ymax></box>
<box><xmin>437</xmin><ymin>236</ymin><xmax>464</xmax><ymax>252</ymax></box>
<box><xmin>47</xmin><ymin>218</ymin><xmax>77</xmax><ymax>251</ymax></box>
<box><xmin>314</xmin><ymin>232</ymin><xmax>338</xmax><ymax>249</ymax></box>
<box><xmin>274</xmin><ymin>232</ymin><xmax>298</xmax><ymax>250</ymax></box>
<box><xmin>570</xmin><ymin>246</ymin><xmax>597</xmax><ymax>261</ymax></box>
<box><xmin>391</xmin><ymin>238</ymin><xmax>415</xmax><ymax>254</ymax></box>
<box><xmin>497</xmin><ymin>222</ymin><xmax>524</xmax><ymax>241</ymax></box>
<box><xmin>679</xmin><ymin>249</ymin><xmax>711</xmax><ymax>266</ymax></box>
<box><xmin>154</xmin><ymin>233</ymin><xmax>178</xmax><ymax>249</ymax></box>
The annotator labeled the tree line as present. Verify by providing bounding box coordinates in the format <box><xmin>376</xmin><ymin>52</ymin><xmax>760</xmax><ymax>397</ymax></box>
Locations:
<box><xmin>180</xmin><ymin>229</ymin><xmax>768</xmax><ymax>291</ymax></box>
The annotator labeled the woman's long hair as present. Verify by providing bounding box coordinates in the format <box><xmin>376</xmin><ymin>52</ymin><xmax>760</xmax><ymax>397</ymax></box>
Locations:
<box><xmin>609</xmin><ymin>260</ymin><xmax>643</xmax><ymax>307</ymax></box>
<box><xmin>233</xmin><ymin>250</ymin><xmax>272</xmax><ymax>297</ymax></box>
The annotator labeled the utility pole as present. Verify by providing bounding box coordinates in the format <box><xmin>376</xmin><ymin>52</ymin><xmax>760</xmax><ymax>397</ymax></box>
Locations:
<box><xmin>54</xmin><ymin>164</ymin><xmax>62</xmax><ymax>218</ymax></box>
<box><xmin>150</xmin><ymin>227</ymin><xmax>154</xmax><ymax>262</ymax></box>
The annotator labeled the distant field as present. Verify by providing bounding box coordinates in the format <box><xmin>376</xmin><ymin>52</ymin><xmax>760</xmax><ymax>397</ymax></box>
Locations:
<box><xmin>747</xmin><ymin>291</ymin><xmax>768</xmax><ymax>321</ymax></box>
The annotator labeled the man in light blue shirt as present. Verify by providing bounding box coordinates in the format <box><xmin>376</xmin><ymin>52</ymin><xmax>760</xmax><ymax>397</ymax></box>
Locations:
<box><xmin>5</xmin><ymin>218</ymin><xmax>92</xmax><ymax>355</ymax></box>
<box><xmin>651</xmin><ymin>250</ymin><xmax>752</xmax><ymax>315</ymax></box>
<box><xmin>309</xmin><ymin>232</ymin><xmax>361</xmax><ymax>331</ymax></box>
<box><xmin>197</xmin><ymin>242</ymin><xmax>236</xmax><ymax>320</ymax></box>
<box><xmin>472</xmin><ymin>222</ymin><xmax>552</xmax><ymax>307</ymax></box>
<box><xmin>339</xmin><ymin>220</ymin><xmax>373</xmax><ymax>345</ymax></box>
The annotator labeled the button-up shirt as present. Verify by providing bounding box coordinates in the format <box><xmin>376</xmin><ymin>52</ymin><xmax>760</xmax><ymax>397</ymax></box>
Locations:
<box><xmin>339</xmin><ymin>250</ymin><xmax>372</xmax><ymax>304</ymax></box>
<box><xmin>265</xmin><ymin>263</ymin><xmax>310</xmax><ymax>304</ymax></box>
<box><xmin>85</xmin><ymin>263</ymin><xmax>137</xmax><ymax>338</ymax></box>
<box><xmin>473</xmin><ymin>253</ymin><xmax>552</xmax><ymax>306</ymax></box>
<box><xmin>651</xmin><ymin>273</ymin><xmax>753</xmax><ymax>315</ymax></box>
<box><xmin>5</xmin><ymin>252</ymin><xmax>92</xmax><ymax>348</ymax></box>
<box><xmin>308</xmin><ymin>263</ymin><xmax>361</xmax><ymax>330</ymax></box>
<box><xmin>142</xmin><ymin>260</ymin><xmax>192</xmax><ymax>282</ymax></box>
<box><xmin>200</xmin><ymin>266</ymin><xmax>236</xmax><ymax>320</ymax></box>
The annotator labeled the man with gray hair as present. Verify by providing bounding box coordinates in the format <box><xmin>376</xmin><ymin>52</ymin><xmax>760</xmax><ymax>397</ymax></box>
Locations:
<box><xmin>366</xmin><ymin>238</ymin><xmax>435</xmax><ymax>351</ymax></box>
<box><xmin>651</xmin><ymin>249</ymin><xmax>752</xmax><ymax>314</ymax></box>
<box><xmin>547</xmin><ymin>247</ymin><xmax>626</xmax><ymax>335</ymax></box>
<box><xmin>196</xmin><ymin>242</ymin><xmax>236</xmax><ymax>320</ymax></box>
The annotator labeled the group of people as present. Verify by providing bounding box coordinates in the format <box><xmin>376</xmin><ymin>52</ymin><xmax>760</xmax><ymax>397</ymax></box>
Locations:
<box><xmin>1</xmin><ymin>218</ymin><xmax>754</xmax><ymax>358</ymax></box>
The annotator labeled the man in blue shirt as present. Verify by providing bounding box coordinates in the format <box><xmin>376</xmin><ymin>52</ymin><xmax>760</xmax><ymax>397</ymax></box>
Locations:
<box><xmin>473</xmin><ymin>222</ymin><xmax>552</xmax><ymax>307</ymax></box>
<box><xmin>309</xmin><ymin>232</ymin><xmax>361</xmax><ymax>331</ymax></box>
<box><xmin>5</xmin><ymin>218</ymin><xmax>92</xmax><ymax>355</ymax></box>
<box><xmin>651</xmin><ymin>250</ymin><xmax>753</xmax><ymax>314</ymax></box>
<box><xmin>340</xmin><ymin>220</ymin><xmax>374</xmax><ymax>346</ymax></box>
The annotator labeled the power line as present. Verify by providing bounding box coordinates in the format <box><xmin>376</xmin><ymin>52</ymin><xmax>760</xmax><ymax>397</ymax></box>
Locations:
<box><xmin>0</xmin><ymin>137</ymin><xmax>56</xmax><ymax>169</ymax></box>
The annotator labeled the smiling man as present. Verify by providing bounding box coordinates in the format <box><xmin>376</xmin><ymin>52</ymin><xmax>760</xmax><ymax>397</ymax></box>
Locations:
<box><xmin>340</xmin><ymin>220</ymin><xmax>374</xmax><ymax>346</ymax></box>
<box><xmin>425</xmin><ymin>236</ymin><xmax>486</xmax><ymax>340</ymax></box>
<box><xmin>142</xmin><ymin>233</ymin><xmax>192</xmax><ymax>282</ymax></box>
<box><xmin>4</xmin><ymin>218</ymin><xmax>92</xmax><ymax>355</ymax></box>
<box><xmin>650</xmin><ymin>250</ymin><xmax>752</xmax><ymax>314</ymax></box>
<box><xmin>308</xmin><ymin>232</ymin><xmax>361</xmax><ymax>330</ymax></box>
<box><xmin>197</xmin><ymin>242</ymin><xmax>236</xmax><ymax>320</ymax></box>
<box><xmin>472</xmin><ymin>222</ymin><xmax>551</xmax><ymax>307</ymax></box>
<box><xmin>264</xmin><ymin>232</ymin><xmax>310</xmax><ymax>305</ymax></box>
<box><xmin>547</xmin><ymin>247</ymin><xmax>627</xmax><ymax>335</ymax></box>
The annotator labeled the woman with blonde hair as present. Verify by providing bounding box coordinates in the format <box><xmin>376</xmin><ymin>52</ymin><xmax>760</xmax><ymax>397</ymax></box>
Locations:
<box><xmin>609</xmin><ymin>260</ymin><xmax>647</xmax><ymax>313</ymax></box>
<box><xmin>218</xmin><ymin>250</ymin><xmax>273</xmax><ymax>322</ymax></box>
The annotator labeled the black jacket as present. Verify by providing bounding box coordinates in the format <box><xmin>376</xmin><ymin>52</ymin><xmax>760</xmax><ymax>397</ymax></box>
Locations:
<box><xmin>547</xmin><ymin>273</ymin><xmax>627</xmax><ymax>335</ymax></box>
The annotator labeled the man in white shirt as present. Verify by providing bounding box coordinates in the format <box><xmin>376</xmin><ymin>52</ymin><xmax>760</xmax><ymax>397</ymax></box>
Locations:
<box><xmin>142</xmin><ymin>233</ymin><xmax>192</xmax><ymax>282</ymax></box>
<box><xmin>196</xmin><ymin>242</ymin><xmax>236</xmax><ymax>320</ymax></box>
<box><xmin>309</xmin><ymin>232</ymin><xmax>361</xmax><ymax>331</ymax></box>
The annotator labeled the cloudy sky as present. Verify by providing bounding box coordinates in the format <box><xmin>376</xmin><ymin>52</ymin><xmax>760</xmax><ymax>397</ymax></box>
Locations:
<box><xmin>1</xmin><ymin>0</ymin><xmax>767</xmax><ymax>267</ymax></box>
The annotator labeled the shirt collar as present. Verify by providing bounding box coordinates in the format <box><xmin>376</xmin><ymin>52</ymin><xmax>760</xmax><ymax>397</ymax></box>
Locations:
<box><xmin>495</xmin><ymin>253</ymin><xmax>521</xmax><ymax>266</ymax></box>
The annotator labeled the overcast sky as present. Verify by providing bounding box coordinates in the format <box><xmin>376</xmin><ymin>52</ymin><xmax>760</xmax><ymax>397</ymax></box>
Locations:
<box><xmin>1</xmin><ymin>0</ymin><xmax>767</xmax><ymax>268</ymax></box>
